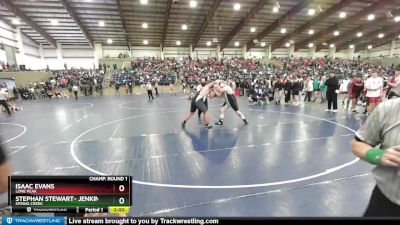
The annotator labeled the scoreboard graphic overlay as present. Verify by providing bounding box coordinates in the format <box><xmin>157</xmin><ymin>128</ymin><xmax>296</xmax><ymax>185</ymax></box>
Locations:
<box><xmin>8</xmin><ymin>176</ymin><xmax>132</xmax><ymax>213</ymax></box>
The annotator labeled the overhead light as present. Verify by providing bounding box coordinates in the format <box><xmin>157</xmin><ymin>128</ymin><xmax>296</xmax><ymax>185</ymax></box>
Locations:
<box><xmin>289</xmin><ymin>40</ymin><xmax>294</xmax><ymax>44</ymax></box>
<box><xmin>368</xmin><ymin>45</ymin><xmax>372</xmax><ymax>49</ymax></box>
<box><xmin>51</xmin><ymin>19</ymin><xmax>58</xmax><ymax>26</ymax></box>
<box><xmin>181</xmin><ymin>24</ymin><xmax>187</xmax><ymax>30</ymax></box>
<box><xmin>143</xmin><ymin>40</ymin><xmax>148</xmax><ymax>45</ymax></box>
<box><xmin>273</xmin><ymin>6</ymin><xmax>279</xmax><ymax>13</ymax></box>
<box><xmin>206</xmin><ymin>41</ymin><xmax>211</xmax><ymax>46</ymax></box>
<box><xmin>308</xmin><ymin>9</ymin><xmax>316</xmax><ymax>16</ymax></box>
<box><xmin>107</xmin><ymin>39</ymin><xmax>113</xmax><ymax>44</ymax></box>
<box><xmin>349</xmin><ymin>44</ymin><xmax>354</xmax><ymax>49</ymax></box>
<box><xmin>234</xmin><ymin>41</ymin><xmax>240</xmax><ymax>47</ymax></box>
<box><xmin>12</xmin><ymin>18</ymin><xmax>20</xmax><ymax>25</ymax></box>
<box><xmin>176</xmin><ymin>40</ymin><xmax>181</xmax><ymax>46</ymax></box>
<box><xmin>308</xmin><ymin>43</ymin><xmax>314</xmax><ymax>48</ymax></box>
<box><xmin>378</xmin><ymin>33</ymin><xmax>384</xmax><ymax>38</ymax></box>
<box><xmin>213</xmin><ymin>38</ymin><xmax>218</xmax><ymax>43</ymax></box>
<box><xmin>367</xmin><ymin>14</ymin><xmax>375</xmax><ymax>21</ymax></box>
<box><xmin>308</xmin><ymin>29</ymin><xmax>314</xmax><ymax>35</ymax></box>
<box><xmin>330</xmin><ymin>44</ymin><xmax>335</xmax><ymax>48</ymax></box>
<box><xmin>140</xmin><ymin>0</ymin><xmax>148</xmax><ymax>5</ymax></box>
<box><xmin>250</xmin><ymin>27</ymin><xmax>256</xmax><ymax>33</ymax></box>
<box><xmin>356</xmin><ymin>32</ymin><xmax>362</xmax><ymax>37</ymax></box>
<box><xmin>339</xmin><ymin>12</ymin><xmax>346</xmax><ymax>18</ymax></box>
<box><xmin>322</xmin><ymin>42</ymin><xmax>327</xmax><ymax>46</ymax></box>
<box><xmin>395</xmin><ymin>16</ymin><xmax>400</xmax><ymax>22</ymax></box>
<box><xmin>233</xmin><ymin>3</ymin><xmax>241</xmax><ymax>11</ymax></box>
<box><xmin>260</xmin><ymin>42</ymin><xmax>266</xmax><ymax>47</ymax></box>
<box><xmin>189</xmin><ymin>0</ymin><xmax>197</xmax><ymax>8</ymax></box>
<box><xmin>334</xmin><ymin>30</ymin><xmax>339</xmax><ymax>36</ymax></box>
<box><xmin>280</xmin><ymin>28</ymin><xmax>287</xmax><ymax>33</ymax></box>
<box><xmin>98</xmin><ymin>21</ymin><xmax>105</xmax><ymax>27</ymax></box>
<box><xmin>285</xmin><ymin>42</ymin><xmax>290</xmax><ymax>47</ymax></box>
<box><xmin>142</xmin><ymin>23</ymin><xmax>148</xmax><ymax>28</ymax></box>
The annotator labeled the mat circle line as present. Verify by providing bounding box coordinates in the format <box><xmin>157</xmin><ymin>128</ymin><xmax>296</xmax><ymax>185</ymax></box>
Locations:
<box><xmin>0</xmin><ymin>123</ymin><xmax>27</xmax><ymax>144</ymax></box>
<box><xmin>70</xmin><ymin>109</ymin><xmax>360</xmax><ymax>189</ymax></box>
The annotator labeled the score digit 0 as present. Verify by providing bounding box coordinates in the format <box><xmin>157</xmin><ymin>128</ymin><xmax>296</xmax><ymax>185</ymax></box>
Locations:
<box><xmin>119</xmin><ymin>185</ymin><xmax>125</xmax><ymax>192</ymax></box>
<box><xmin>119</xmin><ymin>197</ymin><xmax>125</xmax><ymax>205</ymax></box>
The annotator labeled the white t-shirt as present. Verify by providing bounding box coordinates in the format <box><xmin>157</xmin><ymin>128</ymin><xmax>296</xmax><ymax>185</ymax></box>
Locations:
<box><xmin>306</xmin><ymin>80</ymin><xmax>313</xmax><ymax>92</ymax></box>
<box><xmin>339</xmin><ymin>79</ymin><xmax>350</xmax><ymax>92</ymax></box>
<box><xmin>365</xmin><ymin>77</ymin><xmax>383</xmax><ymax>97</ymax></box>
<box><xmin>196</xmin><ymin>84</ymin><xmax>203</xmax><ymax>92</ymax></box>
<box><xmin>0</xmin><ymin>88</ymin><xmax>7</xmax><ymax>100</ymax></box>
<box><xmin>146</xmin><ymin>83</ymin><xmax>152</xmax><ymax>90</ymax></box>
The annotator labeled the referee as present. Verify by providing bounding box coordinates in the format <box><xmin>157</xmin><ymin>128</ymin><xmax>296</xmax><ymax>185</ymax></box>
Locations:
<box><xmin>0</xmin><ymin>85</ymin><xmax>11</xmax><ymax>116</ymax></box>
<box><xmin>352</xmin><ymin>98</ymin><xmax>400</xmax><ymax>216</ymax></box>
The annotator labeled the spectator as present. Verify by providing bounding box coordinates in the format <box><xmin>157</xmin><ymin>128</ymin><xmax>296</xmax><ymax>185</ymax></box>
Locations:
<box><xmin>325</xmin><ymin>73</ymin><xmax>339</xmax><ymax>112</ymax></box>
<box><xmin>320</xmin><ymin>76</ymin><xmax>327</xmax><ymax>103</ymax></box>
<box><xmin>0</xmin><ymin>85</ymin><xmax>11</xmax><ymax>116</ymax></box>
<box><xmin>387</xmin><ymin>69</ymin><xmax>400</xmax><ymax>99</ymax></box>
<box><xmin>365</xmin><ymin>71</ymin><xmax>383</xmax><ymax>114</ymax></box>
<box><xmin>340</xmin><ymin>77</ymin><xmax>351</xmax><ymax>109</ymax></box>
<box><xmin>115</xmin><ymin>82</ymin><xmax>120</xmax><ymax>96</ymax></box>
<box><xmin>72</xmin><ymin>84</ymin><xmax>79</xmax><ymax>100</ymax></box>
<box><xmin>304</xmin><ymin>77</ymin><xmax>314</xmax><ymax>103</ymax></box>
<box><xmin>349</xmin><ymin>75</ymin><xmax>364</xmax><ymax>113</ymax></box>
<box><xmin>312</xmin><ymin>76</ymin><xmax>320</xmax><ymax>102</ymax></box>
<box><xmin>154</xmin><ymin>80</ymin><xmax>159</xmax><ymax>97</ymax></box>
<box><xmin>128</xmin><ymin>81</ymin><xmax>133</xmax><ymax>94</ymax></box>
<box><xmin>146</xmin><ymin>81</ymin><xmax>154</xmax><ymax>100</ymax></box>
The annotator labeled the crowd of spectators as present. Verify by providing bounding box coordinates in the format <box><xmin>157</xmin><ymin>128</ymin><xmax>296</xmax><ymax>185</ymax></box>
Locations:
<box><xmin>126</xmin><ymin>56</ymin><xmax>396</xmax><ymax>115</ymax></box>
<box><xmin>49</xmin><ymin>69</ymin><xmax>105</xmax><ymax>96</ymax></box>
<box><xmin>10</xmin><ymin>69</ymin><xmax>105</xmax><ymax>102</ymax></box>
<box><xmin>1</xmin><ymin>56</ymin><xmax>398</xmax><ymax>116</ymax></box>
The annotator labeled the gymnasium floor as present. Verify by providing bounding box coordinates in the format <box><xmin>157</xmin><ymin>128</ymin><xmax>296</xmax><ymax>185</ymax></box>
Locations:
<box><xmin>0</xmin><ymin>94</ymin><xmax>374</xmax><ymax>217</ymax></box>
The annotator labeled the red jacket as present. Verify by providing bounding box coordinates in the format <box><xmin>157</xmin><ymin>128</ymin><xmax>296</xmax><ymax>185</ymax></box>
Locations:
<box><xmin>349</xmin><ymin>80</ymin><xmax>364</xmax><ymax>96</ymax></box>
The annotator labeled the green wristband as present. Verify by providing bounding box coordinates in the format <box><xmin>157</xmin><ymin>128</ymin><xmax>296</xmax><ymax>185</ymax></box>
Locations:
<box><xmin>365</xmin><ymin>148</ymin><xmax>384</xmax><ymax>165</ymax></box>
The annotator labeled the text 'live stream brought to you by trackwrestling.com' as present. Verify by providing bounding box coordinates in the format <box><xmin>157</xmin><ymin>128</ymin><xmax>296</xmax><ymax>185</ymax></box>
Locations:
<box><xmin>0</xmin><ymin>217</ymin><xmax>221</xmax><ymax>225</ymax></box>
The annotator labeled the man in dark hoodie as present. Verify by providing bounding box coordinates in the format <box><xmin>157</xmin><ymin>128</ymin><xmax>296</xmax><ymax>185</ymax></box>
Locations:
<box><xmin>325</xmin><ymin>72</ymin><xmax>340</xmax><ymax>112</ymax></box>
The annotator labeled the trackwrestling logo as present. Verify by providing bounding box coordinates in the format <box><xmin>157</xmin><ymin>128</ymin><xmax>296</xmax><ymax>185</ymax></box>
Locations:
<box><xmin>2</xmin><ymin>217</ymin><xmax>64</xmax><ymax>225</ymax></box>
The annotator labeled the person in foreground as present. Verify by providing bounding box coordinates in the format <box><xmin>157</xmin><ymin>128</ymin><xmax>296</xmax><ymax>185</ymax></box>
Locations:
<box><xmin>352</xmin><ymin>98</ymin><xmax>400</xmax><ymax>216</ymax></box>
<box><xmin>0</xmin><ymin>141</ymin><xmax>10</xmax><ymax>193</ymax></box>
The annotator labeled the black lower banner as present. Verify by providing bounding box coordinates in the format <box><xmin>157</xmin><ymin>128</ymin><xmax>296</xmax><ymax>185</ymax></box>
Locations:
<box><xmin>2</xmin><ymin>217</ymin><xmax>400</xmax><ymax>225</ymax></box>
<box><xmin>65</xmin><ymin>217</ymin><xmax>400</xmax><ymax>225</ymax></box>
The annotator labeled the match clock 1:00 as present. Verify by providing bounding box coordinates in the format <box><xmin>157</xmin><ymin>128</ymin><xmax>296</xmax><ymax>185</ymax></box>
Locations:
<box><xmin>109</xmin><ymin>206</ymin><xmax>130</xmax><ymax>214</ymax></box>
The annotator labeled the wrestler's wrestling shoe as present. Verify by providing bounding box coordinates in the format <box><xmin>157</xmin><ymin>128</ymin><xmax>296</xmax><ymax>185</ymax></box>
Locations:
<box><xmin>215</xmin><ymin>120</ymin><xmax>223</xmax><ymax>126</ymax></box>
